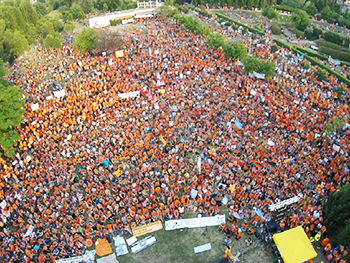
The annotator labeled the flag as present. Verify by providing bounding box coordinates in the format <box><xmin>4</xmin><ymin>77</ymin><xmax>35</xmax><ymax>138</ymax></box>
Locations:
<box><xmin>234</xmin><ymin>118</ymin><xmax>243</xmax><ymax>130</ymax></box>
<box><xmin>115</xmin><ymin>50</ymin><xmax>124</xmax><ymax>58</ymax></box>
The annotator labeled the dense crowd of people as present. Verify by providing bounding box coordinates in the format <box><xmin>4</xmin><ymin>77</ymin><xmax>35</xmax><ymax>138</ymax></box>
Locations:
<box><xmin>0</xmin><ymin>13</ymin><xmax>349</xmax><ymax>263</ymax></box>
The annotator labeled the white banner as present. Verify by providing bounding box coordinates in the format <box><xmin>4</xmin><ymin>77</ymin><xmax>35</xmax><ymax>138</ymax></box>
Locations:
<box><xmin>31</xmin><ymin>103</ymin><xmax>39</xmax><ymax>111</ymax></box>
<box><xmin>118</xmin><ymin>91</ymin><xmax>140</xmax><ymax>99</ymax></box>
<box><xmin>53</xmin><ymin>90</ymin><xmax>66</xmax><ymax>98</ymax></box>
<box><xmin>113</xmin><ymin>236</ymin><xmax>128</xmax><ymax>256</ymax></box>
<box><xmin>165</xmin><ymin>215</ymin><xmax>226</xmax><ymax>231</ymax></box>
<box><xmin>130</xmin><ymin>235</ymin><xmax>156</xmax><ymax>254</ymax></box>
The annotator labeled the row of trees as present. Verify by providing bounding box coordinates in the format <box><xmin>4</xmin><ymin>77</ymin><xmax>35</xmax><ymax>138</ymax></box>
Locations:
<box><xmin>0</xmin><ymin>60</ymin><xmax>25</xmax><ymax>157</ymax></box>
<box><xmin>160</xmin><ymin>7</ymin><xmax>248</xmax><ymax>61</ymax></box>
<box><xmin>0</xmin><ymin>0</ymin><xmax>76</xmax><ymax>63</ymax></box>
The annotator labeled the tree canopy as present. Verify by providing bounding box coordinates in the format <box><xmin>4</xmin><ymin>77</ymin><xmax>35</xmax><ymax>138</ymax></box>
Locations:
<box><xmin>0</xmin><ymin>59</ymin><xmax>25</xmax><ymax>157</ymax></box>
<box><xmin>74</xmin><ymin>27</ymin><xmax>98</xmax><ymax>53</ymax></box>
<box><xmin>323</xmin><ymin>183</ymin><xmax>350</xmax><ymax>247</ymax></box>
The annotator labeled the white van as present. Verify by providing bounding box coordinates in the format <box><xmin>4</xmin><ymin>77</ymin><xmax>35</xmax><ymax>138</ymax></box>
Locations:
<box><xmin>310</xmin><ymin>45</ymin><xmax>319</xmax><ymax>51</ymax></box>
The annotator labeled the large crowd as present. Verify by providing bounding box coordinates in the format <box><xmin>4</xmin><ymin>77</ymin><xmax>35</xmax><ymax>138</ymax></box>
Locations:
<box><xmin>0</xmin><ymin>13</ymin><xmax>349</xmax><ymax>263</ymax></box>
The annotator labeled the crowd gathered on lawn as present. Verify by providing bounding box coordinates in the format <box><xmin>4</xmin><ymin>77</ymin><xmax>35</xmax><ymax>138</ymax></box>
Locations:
<box><xmin>0</xmin><ymin>13</ymin><xmax>349</xmax><ymax>263</ymax></box>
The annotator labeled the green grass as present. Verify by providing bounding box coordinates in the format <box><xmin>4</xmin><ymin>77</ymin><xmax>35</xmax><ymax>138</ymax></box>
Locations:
<box><xmin>92</xmin><ymin>207</ymin><xmax>274</xmax><ymax>263</ymax></box>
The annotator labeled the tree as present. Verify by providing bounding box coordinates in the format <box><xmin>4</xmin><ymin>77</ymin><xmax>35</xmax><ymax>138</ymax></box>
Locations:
<box><xmin>270</xmin><ymin>23</ymin><xmax>282</xmax><ymax>35</ymax></box>
<box><xmin>316</xmin><ymin>67</ymin><xmax>327</xmax><ymax>82</ymax></box>
<box><xmin>0</xmin><ymin>61</ymin><xmax>25</xmax><ymax>157</ymax></box>
<box><xmin>37</xmin><ymin>20</ymin><xmax>54</xmax><ymax>38</ymax></box>
<box><xmin>304</xmin><ymin>1</ymin><xmax>316</xmax><ymax>16</ymax></box>
<box><xmin>165</xmin><ymin>0</ymin><xmax>174</xmax><ymax>5</ymax></box>
<box><xmin>292</xmin><ymin>10</ymin><xmax>311</xmax><ymax>31</ymax></box>
<box><xmin>74</xmin><ymin>27</ymin><xmax>98</xmax><ymax>52</ymax></box>
<box><xmin>64</xmin><ymin>22</ymin><xmax>75</xmax><ymax>32</ymax></box>
<box><xmin>323</xmin><ymin>184</ymin><xmax>350</xmax><ymax>247</ymax></box>
<box><xmin>321</xmin><ymin>6</ymin><xmax>335</xmax><ymax>21</ymax></box>
<box><xmin>207</xmin><ymin>33</ymin><xmax>226</xmax><ymax>48</ymax></box>
<box><xmin>262</xmin><ymin>7</ymin><xmax>279</xmax><ymax>19</ymax></box>
<box><xmin>281</xmin><ymin>0</ymin><xmax>304</xmax><ymax>9</ymax></box>
<box><xmin>222</xmin><ymin>42</ymin><xmax>247</xmax><ymax>60</ymax></box>
<box><xmin>243</xmin><ymin>56</ymin><xmax>275</xmax><ymax>77</ymax></box>
<box><xmin>44</xmin><ymin>32</ymin><xmax>62</xmax><ymax>49</ymax></box>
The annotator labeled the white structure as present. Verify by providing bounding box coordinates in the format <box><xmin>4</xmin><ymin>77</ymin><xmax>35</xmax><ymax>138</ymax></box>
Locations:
<box><xmin>137</xmin><ymin>0</ymin><xmax>161</xmax><ymax>8</ymax></box>
<box><xmin>56</xmin><ymin>254</ymin><xmax>95</xmax><ymax>263</ymax></box>
<box><xmin>269</xmin><ymin>196</ymin><xmax>300</xmax><ymax>212</ymax></box>
<box><xmin>89</xmin><ymin>9</ymin><xmax>156</xmax><ymax>28</ymax></box>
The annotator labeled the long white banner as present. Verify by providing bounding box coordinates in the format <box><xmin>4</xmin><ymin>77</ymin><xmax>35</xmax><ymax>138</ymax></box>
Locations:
<box><xmin>165</xmin><ymin>215</ymin><xmax>226</xmax><ymax>231</ymax></box>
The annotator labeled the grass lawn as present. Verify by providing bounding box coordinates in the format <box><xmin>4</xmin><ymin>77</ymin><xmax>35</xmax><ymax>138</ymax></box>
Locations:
<box><xmin>93</xmin><ymin>207</ymin><xmax>274</xmax><ymax>263</ymax></box>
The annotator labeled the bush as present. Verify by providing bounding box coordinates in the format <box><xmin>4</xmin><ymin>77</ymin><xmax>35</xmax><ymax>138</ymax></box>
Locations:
<box><xmin>262</xmin><ymin>7</ymin><xmax>279</xmax><ymax>19</ymax></box>
<box><xmin>324</xmin><ymin>31</ymin><xmax>350</xmax><ymax>48</ymax></box>
<box><xmin>319</xmin><ymin>46</ymin><xmax>350</xmax><ymax>63</ymax></box>
<box><xmin>301</xmin><ymin>60</ymin><xmax>310</xmax><ymax>69</ymax></box>
<box><xmin>43</xmin><ymin>32</ymin><xmax>62</xmax><ymax>49</ymax></box>
<box><xmin>292</xmin><ymin>28</ymin><xmax>304</xmax><ymax>38</ymax></box>
<box><xmin>270</xmin><ymin>44</ymin><xmax>278</xmax><ymax>53</ymax></box>
<box><xmin>292</xmin><ymin>10</ymin><xmax>311</xmax><ymax>31</ymax></box>
<box><xmin>337</xmin><ymin>17</ymin><xmax>350</xmax><ymax>30</ymax></box>
<box><xmin>110</xmin><ymin>19</ymin><xmax>121</xmax><ymax>26</ymax></box>
<box><xmin>270</xmin><ymin>23</ymin><xmax>282</xmax><ymax>35</ymax></box>
<box><xmin>316</xmin><ymin>68</ymin><xmax>327</xmax><ymax>82</ymax></box>
<box><xmin>63</xmin><ymin>22</ymin><xmax>75</xmax><ymax>32</ymax></box>
<box><xmin>242</xmin><ymin>56</ymin><xmax>275</xmax><ymax>77</ymax></box>
<box><xmin>273</xmin><ymin>5</ymin><xmax>296</xmax><ymax>13</ymax></box>
<box><xmin>318</xmin><ymin>40</ymin><xmax>344</xmax><ymax>51</ymax></box>
<box><xmin>304</xmin><ymin>25</ymin><xmax>323</xmax><ymax>40</ymax></box>
<box><xmin>222</xmin><ymin>42</ymin><xmax>247</xmax><ymax>60</ymax></box>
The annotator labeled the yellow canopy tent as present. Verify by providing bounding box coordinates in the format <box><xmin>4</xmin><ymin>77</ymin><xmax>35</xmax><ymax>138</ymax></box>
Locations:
<box><xmin>272</xmin><ymin>226</ymin><xmax>317</xmax><ymax>263</ymax></box>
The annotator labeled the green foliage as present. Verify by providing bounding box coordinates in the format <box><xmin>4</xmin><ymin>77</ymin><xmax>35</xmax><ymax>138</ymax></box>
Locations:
<box><xmin>222</xmin><ymin>42</ymin><xmax>247</xmax><ymax>60</ymax></box>
<box><xmin>207</xmin><ymin>33</ymin><xmax>226</xmax><ymax>48</ymax></box>
<box><xmin>215</xmin><ymin>12</ymin><xmax>264</xmax><ymax>35</ymax></box>
<box><xmin>316</xmin><ymin>67</ymin><xmax>327</xmax><ymax>82</ymax></box>
<box><xmin>323</xmin><ymin>183</ymin><xmax>350</xmax><ymax>247</ymax></box>
<box><xmin>37</xmin><ymin>19</ymin><xmax>54</xmax><ymax>38</ymax></box>
<box><xmin>337</xmin><ymin>222</ymin><xmax>350</xmax><ymax>247</ymax></box>
<box><xmin>323</xmin><ymin>118</ymin><xmax>345</xmax><ymax>137</ymax></box>
<box><xmin>319</xmin><ymin>46</ymin><xmax>350</xmax><ymax>63</ymax></box>
<box><xmin>337</xmin><ymin>17</ymin><xmax>350</xmax><ymax>30</ymax></box>
<box><xmin>0</xmin><ymin>68</ymin><xmax>25</xmax><ymax>157</ymax></box>
<box><xmin>295</xmin><ymin>46</ymin><xmax>327</xmax><ymax>61</ymax></box>
<box><xmin>321</xmin><ymin>6</ymin><xmax>337</xmax><ymax>21</ymax></box>
<box><xmin>165</xmin><ymin>0</ymin><xmax>174</xmax><ymax>6</ymax></box>
<box><xmin>281</xmin><ymin>0</ymin><xmax>304</xmax><ymax>9</ymax></box>
<box><xmin>43</xmin><ymin>32</ymin><xmax>62</xmax><ymax>49</ymax></box>
<box><xmin>301</xmin><ymin>60</ymin><xmax>310</xmax><ymax>69</ymax></box>
<box><xmin>110</xmin><ymin>19</ymin><xmax>121</xmax><ymax>26</ymax></box>
<box><xmin>291</xmin><ymin>10</ymin><xmax>311</xmax><ymax>31</ymax></box>
<box><xmin>273</xmin><ymin>5</ymin><xmax>296</xmax><ymax>12</ymax></box>
<box><xmin>157</xmin><ymin>6</ymin><xmax>178</xmax><ymax>18</ymax></box>
<box><xmin>292</xmin><ymin>28</ymin><xmax>304</xmax><ymax>38</ymax></box>
<box><xmin>304</xmin><ymin>1</ymin><xmax>316</xmax><ymax>16</ymax></box>
<box><xmin>64</xmin><ymin>22</ymin><xmax>75</xmax><ymax>32</ymax></box>
<box><xmin>324</xmin><ymin>31</ymin><xmax>350</xmax><ymax>49</ymax></box>
<box><xmin>177</xmin><ymin>5</ymin><xmax>189</xmax><ymax>13</ymax></box>
<box><xmin>303</xmin><ymin>25</ymin><xmax>322</xmax><ymax>40</ymax></box>
<box><xmin>270</xmin><ymin>44</ymin><xmax>278</xmax><ymax>53</ymax></box>
<box><xmin>74</xmin><ymin>27</ymin><xmax>98</xmax><ymax>52</ymax></box>
<box><xmin>34</xmin><ymin>2</ymin><xmax>49</xmax><ymax>16</ymax></box>
<box><xmin>270</xmin><ymin>23</ymin><xmax>282</xmax><ymax>35</ymax></box>
<box><xmin>262</xmin><ymin>7</ymin><xmax>279</xmax><ymax>19</ymax></box>
<box><xmin>242</xmin><ymin>56</ymin><xmax>275</xmax><ymax>77</ymax></box>
<box><xmin>2</xmin><ymin>30</ymin><xmax>29</xmax><ymax>62</ymax></box>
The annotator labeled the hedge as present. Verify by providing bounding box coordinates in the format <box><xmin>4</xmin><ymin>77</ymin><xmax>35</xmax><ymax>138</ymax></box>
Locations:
<box><xmin>215</xmin><ymin>12</ymin><xmax>264</xmax><ymax>35</ymax></box>
<box><xmin>324</xmin><ymin>31</ymin><xmax>350</xmax><ymax>48</ymax></box>
<box><xmin>273</xmin><ymin>5</ymin><xmax>297</xmax><ymax>13</ymax></box>
<box><xmin>319</xmin><ymin>46</ymin><xmax>350</xmax><ymax>63</ymax></box>
<box><xmin>273</xmin><ymin>41</ymin><xmax>350</xmax><ymax>86</ymax></box>
<box><xmin>213</xmin><ymin>10</ymin><xmax>350</xmax><ymax>87</ymax></box>
<box><xmin>295</xmin><ymin>47</ymin><xmax>328</xmax><ymax>61</ymax></box>
<box><xmin>318</xmin><ymin>40</ymin><xmax>346</xmax><ymax>51</ymax></box>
